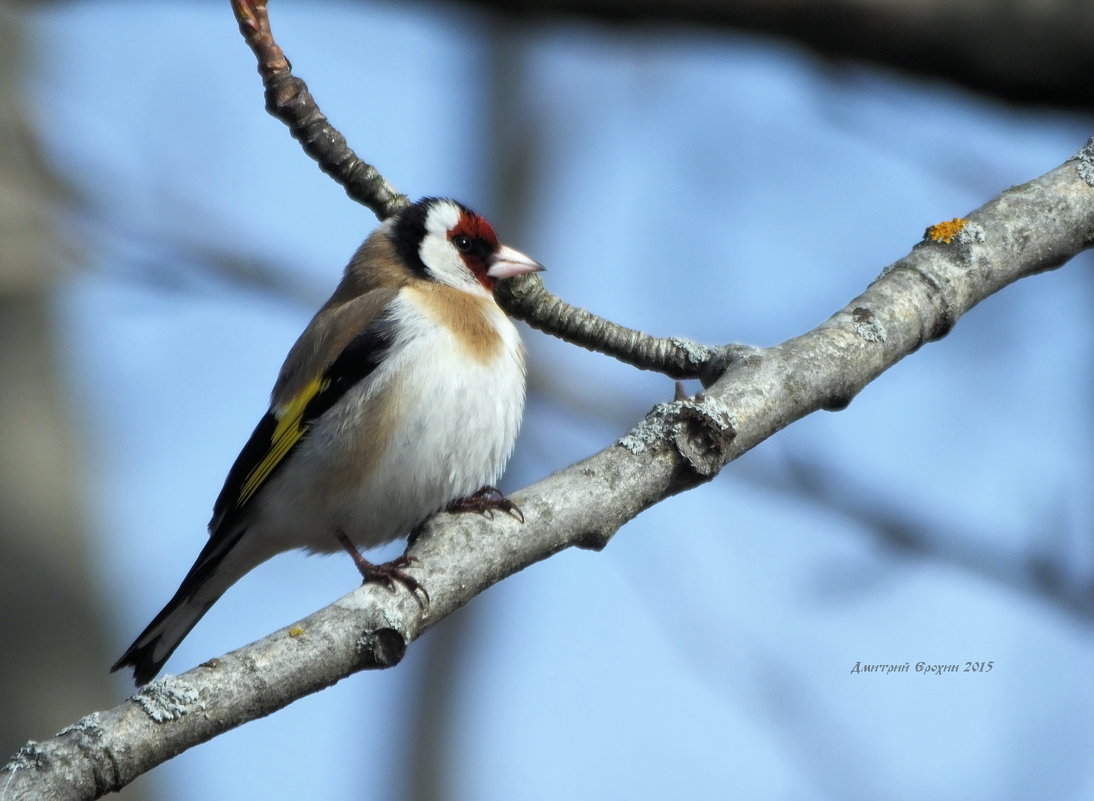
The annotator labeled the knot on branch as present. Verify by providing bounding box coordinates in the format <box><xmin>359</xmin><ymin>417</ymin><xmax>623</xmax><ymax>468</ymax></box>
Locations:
<box><xmin>619</xmin><ymin>396</ymin><xmax>737</xmax><ymax>478</ymax></box>
<box><xmin>133</xmin><ymin>678</ymin><xmax>201</xmax><ymax>723</ymax></box>
<box><xmin>881</xmin><ymin>259</ymin><xmax>959</xmax><ymax>343</ymax></box>
<box><xmin>356</xmin><ymin>628</ymin><xmax>407</xmax><ymax>669</ymax></box>
<box><xmin>1074</xmin><ymin>137</ymin><xmax>1094</xmax><ymax>187</ymax></box>
<box><xmin>3</xmin><ymin>741</ymin><xmax>46</xmax><ymax>775</ymax></box>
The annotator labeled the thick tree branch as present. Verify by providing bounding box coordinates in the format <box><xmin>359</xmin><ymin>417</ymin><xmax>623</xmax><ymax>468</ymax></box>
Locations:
<box><xmin>4</xmin><ymin>135</ymin><xmax>1093</xmax><ymax>800</ymax></box>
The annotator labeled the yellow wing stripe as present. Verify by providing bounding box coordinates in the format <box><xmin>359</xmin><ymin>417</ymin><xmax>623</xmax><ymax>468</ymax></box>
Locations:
<box><xmin>237</xmin><ymin>376</ymin><xmax>327</xmax><ymax>507</ymax></box>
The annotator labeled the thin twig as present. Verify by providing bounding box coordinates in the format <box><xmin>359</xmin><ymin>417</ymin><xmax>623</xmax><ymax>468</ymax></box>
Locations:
<box><xmin>232</xmin><ymin>0</ymin><xmax>409</xmax><ymax>220</ymax></box>
<box><xmin>227</xmin><ymin>0</ymin><xmax>732</xmax><ymax>382</ymax></box>
<box><xmin>496</xmin><ymin>274</ymin><xmax>741</xmax><ymax>383</ymax></box>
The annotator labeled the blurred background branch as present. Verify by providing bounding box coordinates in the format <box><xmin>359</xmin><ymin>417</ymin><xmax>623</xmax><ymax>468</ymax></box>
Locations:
<box><xmin>449</xmin><ymin>0</ymin><xmax>1094</xmax><ymax>110</ymax></box>
<box><xmin>0</xmin><ymin>6</ymin><xmax>151</xmax><ymax>799</ymax></box>
<box><xmin>16</xmin><ymin>0</ymin><xmax>1094</xmax><ymax>110</ymax></box>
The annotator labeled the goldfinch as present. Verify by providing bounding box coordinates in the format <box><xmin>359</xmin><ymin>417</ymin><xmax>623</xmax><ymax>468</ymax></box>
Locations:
<box><xmin>112</xmin><ymin>197</ymin><xmax>543</xmax><ymax>685</ymax></box>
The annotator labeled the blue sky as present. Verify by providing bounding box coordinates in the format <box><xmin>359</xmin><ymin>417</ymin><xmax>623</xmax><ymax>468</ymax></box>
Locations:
<box><xmin>22</xmin><ymin>1</ymin><xmax>1094</xmax><ymax>799</ymax></box>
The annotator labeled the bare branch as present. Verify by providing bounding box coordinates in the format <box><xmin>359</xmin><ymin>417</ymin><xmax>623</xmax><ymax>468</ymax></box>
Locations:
<box><xmin>229</xmin><ymin>0</ymin><xmax>731</xmax><ymax>381</ymax></box>
<box><xmin>495</xmin><ymin>273</ymin><xmax>739</xmax><ymax>382</ymax></box>
<box><xmin>232</xmin><ymin>0</ymin><xmax>409</xmax><ymax>220</ymax></box>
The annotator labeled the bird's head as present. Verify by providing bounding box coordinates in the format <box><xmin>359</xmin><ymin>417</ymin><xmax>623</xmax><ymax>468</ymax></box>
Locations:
<box><xmin>391</xmin><ymin>197</ymin><xmax>543</xmax><ymax>294</ymax></box>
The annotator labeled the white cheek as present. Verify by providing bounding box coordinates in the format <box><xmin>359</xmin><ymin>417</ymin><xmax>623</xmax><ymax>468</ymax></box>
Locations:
<box><xmin>418</xmin><ymin>235</ymin><xmax>465</xmax><ymax>283</ymax></box>
<box><xmin>419</xmin><ymin>201</ymin><xmax>482</xmax><ymax>290</ymax></box>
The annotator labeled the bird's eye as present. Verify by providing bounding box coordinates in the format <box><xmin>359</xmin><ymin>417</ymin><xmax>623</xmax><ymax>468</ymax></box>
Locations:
<box><xmin>452</xmin><ymin>234</ymin><xmax>472</xmax><ymax>253</ymax></box>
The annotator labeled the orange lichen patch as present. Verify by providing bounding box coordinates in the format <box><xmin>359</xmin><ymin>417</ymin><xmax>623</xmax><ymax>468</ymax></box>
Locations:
<box><xmin>925</xmin><ymin>217</ymin><xmax>968</xmax><ymax>244</ymax></box>
<box><xmin>288</xmin><ymin>625</ymin><xmax>306</xmax><ymax>637</ymax></box>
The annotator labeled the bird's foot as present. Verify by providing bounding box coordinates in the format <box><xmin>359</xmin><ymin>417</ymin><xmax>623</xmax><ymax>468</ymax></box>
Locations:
<box><xmin>447</xmin><ymin>485</ymin><xmax>524</xmax><ymax>523</ymax></box>
<box><xmin>336</xmin><ymin>533</ymin><xmax>428</xmax><ymax>604</ymax></box>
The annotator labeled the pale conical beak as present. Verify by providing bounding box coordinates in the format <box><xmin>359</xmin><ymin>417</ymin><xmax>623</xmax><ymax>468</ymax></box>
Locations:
<box><xmin>487</xmin><ymin>244</ymin><xmax>545</xmax><ymax>279</ymax></box>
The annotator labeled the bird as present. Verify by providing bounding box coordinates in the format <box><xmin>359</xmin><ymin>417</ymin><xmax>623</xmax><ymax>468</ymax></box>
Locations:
<box><xmin>112</xmin><ymin>197</ymin><xmax>543</xmax><ymax>685</ymax></box>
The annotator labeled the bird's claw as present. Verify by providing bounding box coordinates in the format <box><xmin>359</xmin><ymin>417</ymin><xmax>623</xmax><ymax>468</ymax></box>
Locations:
<box><xmin>448</xmin><ymin>485</ymin><xmax>524</xmax><ymax>523</ymax></box>
<box><xmin>336</xmin><ymin>532</ymin><xmax>429</xmax><ymax>604</ymax></box>
<box><xmin>358</xmin><ymin>555</ymin><xmax>429</xmax><ymax>604</ymax></box>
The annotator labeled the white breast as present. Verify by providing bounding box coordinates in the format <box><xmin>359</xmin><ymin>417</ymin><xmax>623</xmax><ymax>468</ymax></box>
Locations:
<box><xmin>251</xmin><ymin>286</ymin><xmax>527</xmax><ymax>556</ymax></box>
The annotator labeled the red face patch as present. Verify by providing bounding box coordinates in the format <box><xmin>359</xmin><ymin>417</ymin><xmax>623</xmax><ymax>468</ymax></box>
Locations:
<box><xmin>449</xmin><ymin>212</ymin><xmax>500</xmax><ymax>290</ymax></box>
